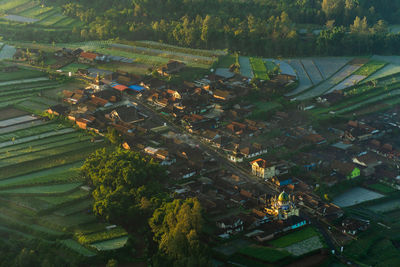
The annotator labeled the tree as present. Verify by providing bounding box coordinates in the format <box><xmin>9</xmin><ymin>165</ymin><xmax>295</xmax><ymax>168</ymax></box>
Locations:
<box><xmin>81</xmin><ymin>148</ymin><xmax>166</xmax><ymax>227</ymax></box>
<box><xmin>105</xmin><ymin>126</ymin><xmax>121</xmax><ymax>145</ymax></box>
<box><xmin>149</xmin><ymin>198</ymin><xmax>210</xmax><ymax>267</ymax></box>
<box><xmin>322</xmin><ymin>0</ymin><xmax>344</xmax><ymax>22</ymax></box>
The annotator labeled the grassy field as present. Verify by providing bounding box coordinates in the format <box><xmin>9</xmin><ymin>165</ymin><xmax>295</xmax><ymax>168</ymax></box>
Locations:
<box><xmin>90</xmin><ymin>236</ymin><xmax>129</xmax><ymax>251</ymax></box>
<box><xmin>354</xmin><ymin>61</ymin><xmax>386</xmax><ymax>77</ymax></box>
<box><xmin>238</xmin><ymin>245</ymin><xmax>291</xmax><ymax>263</ymax></box>
<box><xmin>250</xmin><ymin>57</ymin><xmax>269</xmax><ymax>80</ymax></box>
<box><xmin>0</xmin><ymin>0</ymin><xmax>83</xmax><ymax>29</ymax></box>
<box><xmin>268</xmin><ymin>226</ymin><xmax>319</xmax><ymax>248</ymax></box>
<box><xmin>61</xmin><ymin>63</ymin><xmax>89</xmax><ymax>73</ymax></box>
<box><xmin>368</xmin><ymin>183</ymin><xmax>397</xmax><ymax>194</ymax></box>
<box><xmin>0</xmin><ymin>66</ymin><xmax>45</xmax><ymax>82</ymax></box>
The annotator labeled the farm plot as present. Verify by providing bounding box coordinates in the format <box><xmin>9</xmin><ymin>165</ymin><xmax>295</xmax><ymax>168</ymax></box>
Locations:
<box><xmin>336</xmin><ymin>89</ymin><xmax>400</xmax><ymax>115</ymax></box>
<box><xmin>36</xmin><ymin>189</ymin><xmax>89</xmax><ymax>206</ymax></box>
<box><xmin>285</xmin><ymin>59</ymin><xmax>312</xmax><ymax>96</ymax></box>
<box><xmin>0</xmin><ymin>141</ymin><xmax>96</xmax><ymax>168</ymax></box>
<box><xmin>111</xmin><ymin>43</ymin><xmax>213</xmax><ymax>64</ymax></box>
<box><xmin>76</xmin><ymin>227</ymin><xmax>127</xmax><ymax>244</ymax></box>
<box><xmin>364</xmin><ymin>64</ymin><xmax>400</xmax><ymax>82</ymax></box>
<box><xmin>238</xmin><ymin>245</ymin><xmax>290</xmax><ymax>263</ymax></box>
<box><xmin>39</xmin><ymin>213</ymin><xmax>96</xmax><ymax>230</ymax></box>
<box><xmin>54</xmin><ymin>199</ymin><xmax>92</xmax><ymax>216</ymax></box>
<box><xmin>0</xmin><ymin>122</ymin><xmax>67</xmax><ymax>142</ymax></box>
<box><xmin>135</xmin><ymin>40</ymin><xmax>227</xmax><ymax>57</ymax></box>
<box><xmin>368</xmin><ymin>199</ymin><xmax>400</xmax><ymax>213</ymax></box>
<box><xmin>296</xmin><ymin>61</ymin><xmax>364</xmax><ymax>100</ymax></box>
<box><xmin>268</xmin><ymin>226</ymin><xmax>319</xmax><ymax>248</ymax></box>
<box><xmin>0</xmin><ymin>120</ymin><xmax>47</xmax><ymax>134</ymax></box>
<box><xmin>283</xmin><ymin>236</ymin><xmax>324</xmax><ymax>256</ymax></box>
<box><xmin>4</xmin><ymin>14</ymin><xmax>38</xmax><ymax>23</ymax></box>
<box><xmin>0</xmin><ymin>114</ymin><xmax>38</xmax><ymax>127</ymax></box>
<box><xmin>0</xmin><ymin>183</ymin><xmax>82</xmax><ymax>195</ymax></box>
<box><xmin>301</xmin><ymin>59</ymin><xmax>323</xmax><ymax>85</ymax></box>
<box><xmin>0</xmin><ymin>135</ymin><xmax>90</xmax><ymax>160</ymax></box>
<box><xmin>0</xmin><ymin>75</ymin><xmax>47</xmax><ymax>84</ymax></box>
<box><xmin>333</xmin><ymin>187</ymin><xmax>384</xmax><ymax>207</ymax></box>
<box><xmin>0</xmin><ymin>0</ymin><xmax>31</xmax><ymax>12</ymax></box>
<box><xmin>250</xmin><ymin>57</ymin><xmax>269</xmax><ymax>80</ymax></box>
<box><xmin>90</xmin><ymin>236</ymin><xmax>129</xmax><ymax>251</ymax></box>
<box><xmin>0</xmin><ymin>45</ymin><xmax>16</xmax><ymax>60</ymax></box>
<box><xmin>0</xmin><ymin>107</ymin><xmax>27</xmax><ymax>120</ymax></box>
<box><xmin>264</xmin><ymin>59</ymin><xmax>296</xmax><ymax>77</ymax></box>
<box><xmin>313</xmin><ymin>57</ymin><xmax>351</xmax><ymax>79</ymax></box>
<box><xmin>239</xmin><ymin>56</ymin><xmax>254</xmax><ymax>78</ymax></box>
<box><xmin>325</xmin><ymin>74</ymin><xmax>366</xmax><ymax>93</ymax></box>
<box><xmin>0</xmin><ymin>127</ymin><xmax>74</xmax><ymax>149</ymax></box>
<box><xmin>0</xmin><ymin>162</ymin><xmax>81</xmax><ymax>189</ymax></box>
<box><xmin>60</xmin><ymin>239</ymin><xmax>96</xmax><ymax>257</ymax></box>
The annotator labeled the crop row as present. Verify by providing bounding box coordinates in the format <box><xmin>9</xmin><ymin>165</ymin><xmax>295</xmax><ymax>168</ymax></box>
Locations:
<box><xmin>0</xmin><ymin>122</ymin><xmax>67</xmax><ymax>142</ymax></box>
<box><xmin>0</xmin><ymin>142</ymin><xmax>103</xmax><ymax>180</ymax></box>
<box><xmin>0</xmin><ymin>131</ymin><xmax>85</xmax><ymax>154</ymax></box>
<box><xmin>76</xmin><ymin>227</ymin><xmax>127</xmax><ymax>245</ymax></box>
<box><xmin>0</xmin><ymin>136</ymin><xmax>91</xmax><ymax>161</ymax></box>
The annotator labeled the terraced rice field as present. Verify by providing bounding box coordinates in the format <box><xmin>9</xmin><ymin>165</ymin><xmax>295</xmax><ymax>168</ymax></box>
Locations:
<box><xmin>296</xmin><ymin>60</ymin><xmax>365</xmax><ymax>100</ymax></box>
<box><xmin>264</xmin><ymin>59</ymin><xmax>296</xmax><ymax>77</ymax></box>
<box><xmin>313</xmin><ymin>57</ymin><xmax>350</xmax><ymax>79</ymax></box>
<box><xmin>0</xmin><ymin>0</ymin><xmax>83</xmax><ymax>28</ymax></box>
<box><xmin>325</xmin><ymin>74</ymin><xmax>366</xmax><ymax>93</ymax></box>
<box><xmin>333</xmin><ymin>187</ymin><xmax>384</xmax><ymax>207</ymax></box>
<box><xmin>0</xmin><ymin>108</ymin><xmax>127</xmax><ymax>256</ymax></box>
<box><xmin>0</xmin><ymin>44</ymin><xmax>16</xmax><ymax>60</ymax></box>
<box><xmin>4</xmin><ymin>14</ymin><xmax>38</xmax><ymax>23</ymax></box>
<box><xmin>239</xmin><ymin>56</ymin><xmax>254</xmax><ymax>78</ymax></box>
<box><xmin>90</xmin><ymin>236</ymin><xmax>129</xmax><ymax>251</ymax></box>
<box><xmin>301</xmin><ymin>59</ymin><xmax>323</xmax><ymax>85</ymax></box>
<box><xmin>285</xmin><ymin>59</ymin><xmax>313</xmax><ymax>96</ymax></box>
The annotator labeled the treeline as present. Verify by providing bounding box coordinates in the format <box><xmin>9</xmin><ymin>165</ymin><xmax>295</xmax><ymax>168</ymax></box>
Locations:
<box><xmin>7</xmin><ymin>0</ymin><xmax>400</xmax><ymax>56</ymax></box>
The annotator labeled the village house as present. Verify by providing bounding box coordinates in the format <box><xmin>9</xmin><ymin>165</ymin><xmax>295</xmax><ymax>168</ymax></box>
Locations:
<box><xmin>78</xmin><ymin>51</ymin><xmax>99</xmax><ymax>64</ymax></box>
<box><xmin>47</xmin><ymin>104</ymin><xmax>69</xmax><ymax>116</ymax></box>
<box><xmin>216</xmin><ymin>215</ymin><xmax>244</xmax><ymax>238</ymax></box>
<box><xmin>106</xmin><ymin>105</ymin><xmax>147</xmax><ymax>125</ymax></box>
<box><xmin>341</xmin><ymin>217</ymin><xmax>370</xmax><ymax>236</ymax></box>
<box><xmin>331</xmin><ymin>161</ymin><xmax>360</xmax><ymax>180</ymax></box>
<box><xmin>271</xmin><ymin>174</ymin><xmax>293</xmax><ymax>187</ymax></box>
<box><xmin>157</xmin><ymin>60</ymin><xmax>186</xmax><ymax>76</ymax></box>
<box><xmin>250</xmin><ymin>158</ymin><xmax>276</xmax><ymax>179</ymax></box>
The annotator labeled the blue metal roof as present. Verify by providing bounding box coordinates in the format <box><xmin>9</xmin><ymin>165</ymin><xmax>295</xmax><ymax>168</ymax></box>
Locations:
<box><xmin>129</xmin><ymin>85</ymin><xmax>145</xmax><ymax>92</ymax></box>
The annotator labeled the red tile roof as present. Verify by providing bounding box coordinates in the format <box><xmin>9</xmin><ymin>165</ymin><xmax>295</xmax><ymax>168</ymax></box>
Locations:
<box><xmin>80</xmin><ymin>52</ymin><xmax>98</xmax><ymax>59</ymax></box>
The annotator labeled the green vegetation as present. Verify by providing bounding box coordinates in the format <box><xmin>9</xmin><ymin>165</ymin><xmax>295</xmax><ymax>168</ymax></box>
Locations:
<box><xmin>60</xmin><ymin>239</ymin><xmax>97</xmax><ymax>257</ymax></box>
<box><xmin>354</xmin><ymin>61</ymin><xmax>386</xmax><ymax>76</ymax></box>
<box><xmin>81</xmin><ymin>147</ymin><xmax>167</xmax><ymax>226</ymax></box>
<box><xmin>90</xmin><ymin>236</ymin><xmax>129</xmax><ymax>251</ymax></box>
<box><xmin>0</xmin><ymin>183</ymin><xmax>81</xmax><ymax>195</ymax></box>
<box><xmin>368</xmin><ymin>183</ymin><xmax>397</xmax><ymax>194</ymax></box>
<box><xmin>216</xmin><ymin>55</ymin><xmax>236</xmax><ymax>68</ymax></box>
<box><xmin>239</xmin><ymin>245</ymin><xmax>291</xmax><ymax>263</ymax></box>
<box><xmin>268</xmin><ymin>226</ymin><xmax>319</xmax><ymax>248</ymax></box>
<box><xmin>76</xmin><ymin>227</ymin><xmax>127</xmax><ymax>244</ymax></box>
<box><xmin>250</xmin><ymin>57</ymin><xmax>269</xmax><ymax>80</ymax></box>
<box><xmin>61</xmin><ymin>63</ymin><xmax>89</xmax><ymax>73</ymax></box>
<box><xmin>0</xmin><ymin>67</ymin><xmax>45</xmax><ymax>82</ymax></box>
<box><xmin>149</xmin><ymin>198</ymin><xmax>210</xmax><ymax>266</ymax></box>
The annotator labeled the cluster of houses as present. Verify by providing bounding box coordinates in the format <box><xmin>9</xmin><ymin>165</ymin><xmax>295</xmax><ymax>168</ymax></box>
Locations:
<box><xmin>44</xmin><ymin>45</ymin><xmax>400</xmax><ymax>251</ymax></box>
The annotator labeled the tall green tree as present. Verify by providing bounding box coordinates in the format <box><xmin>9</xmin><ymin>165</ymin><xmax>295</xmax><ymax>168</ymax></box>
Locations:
<box><xmin>149</xmin><ymin>198</ymin><xmax>209</xmax><ymax>267</ymax></box>
<box><xmin>81</xmin><ymin>148</ymin><xmax>166</xmax><ymax>227</ymax></box>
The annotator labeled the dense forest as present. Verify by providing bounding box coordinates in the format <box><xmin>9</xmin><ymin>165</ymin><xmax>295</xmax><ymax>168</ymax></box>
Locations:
<box><xmin>17</xmin><ymin>0</ymin><xmax>398</xmax><ymax>56</ymax></box>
